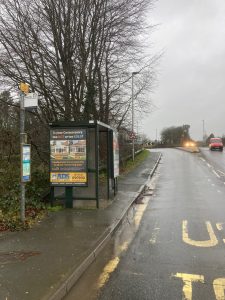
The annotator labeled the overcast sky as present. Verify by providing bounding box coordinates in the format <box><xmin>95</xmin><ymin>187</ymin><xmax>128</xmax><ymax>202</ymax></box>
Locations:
<box><xmin>142</xmin><ymin>0</ymin><xmax>225</xmax><ymax>141</ymax></box>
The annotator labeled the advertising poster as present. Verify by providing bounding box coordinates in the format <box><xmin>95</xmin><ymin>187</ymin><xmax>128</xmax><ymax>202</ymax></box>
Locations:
<box><xmin>50</xmin><ymin>128</ymin><xmax>87</xmax><ymax>186</ymax></box>
<box><xmin>113</xmin><ymin>132</ymin><xmax>119</xmax><ymax>178</ymax></box>
<box><xmin>22</xmin><ymin>144</ymin><xmax>31</xmax><ymax>182</ymax></box>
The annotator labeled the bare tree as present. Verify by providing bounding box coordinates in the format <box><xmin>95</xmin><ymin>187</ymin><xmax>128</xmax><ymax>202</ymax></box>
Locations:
<box><xmin>0</xmin><ymin>0</ymin><xmax>157</xmax><ymax>128</ymax></box>
<box><xmin>0</xmin><ymin>91</ymin><xmax>19</xmax><ymax>161</ymax></box>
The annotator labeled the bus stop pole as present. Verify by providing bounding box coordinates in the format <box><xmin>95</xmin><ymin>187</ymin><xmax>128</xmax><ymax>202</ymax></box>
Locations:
<box><xmin>106</xmin><ymin>129</ymin><xmax>110</xmax><ymax>200</ymax></box>
<box><xmin>20</xmin><ymin>91</ymin><xmax>26</xmax><ymax>223</ymax></box>
<box><xmin>95</xmin><ymin>124</ymin><xmax>99</xmax><ymax>208</ymax></box>
<box><xmin>132</xmin><ymin>74</ymin><xmax>135</xmax><ymax>161</ymax></box>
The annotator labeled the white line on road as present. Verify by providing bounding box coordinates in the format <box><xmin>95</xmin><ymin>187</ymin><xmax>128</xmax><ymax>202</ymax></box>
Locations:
<box><xmin>217</xmin><ymin>170</ymin><xmax>225</xmax><ymax>176</ymax></box>
<box><xmin>213</xmin><ymin>170</ymin><xmax>221</xmax><ymax>178</ymax></box>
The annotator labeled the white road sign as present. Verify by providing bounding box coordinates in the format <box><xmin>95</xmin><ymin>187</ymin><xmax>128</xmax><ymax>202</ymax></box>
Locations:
<box><xmin>24</xmin><ymin>92</ymin><xmax>38</xmax><ymax>108</ymax></box>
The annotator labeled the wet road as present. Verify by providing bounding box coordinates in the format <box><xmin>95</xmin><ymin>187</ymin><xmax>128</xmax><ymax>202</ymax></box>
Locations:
<box><xmin>65</xmin><ymin>148</ymin><xmax>225</xmax><ymax>300</ymax></box>
<box><xmin>200</xmin><ymin>147</ymin><xmax>225</xmax><ymax>179</ymax></box>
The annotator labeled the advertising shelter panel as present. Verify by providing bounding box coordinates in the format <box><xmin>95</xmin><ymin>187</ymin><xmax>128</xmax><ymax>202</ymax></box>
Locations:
<box><xmin>50</xmin><ymin>128</ymin><xmax>87</xmax><ymax>186</ymax></box>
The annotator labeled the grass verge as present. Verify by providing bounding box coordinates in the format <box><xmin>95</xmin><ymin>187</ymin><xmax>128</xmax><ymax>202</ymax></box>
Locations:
<box><xmin>120</xmin><ymin>149</ymin><xmax>150</xmax><ymax>176</ymax></box>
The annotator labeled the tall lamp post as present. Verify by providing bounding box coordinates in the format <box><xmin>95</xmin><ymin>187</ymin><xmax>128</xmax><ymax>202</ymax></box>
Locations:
<box><xmin>132</xmin><ymin>71</ymin><xmax>139</xmax><ymax>161</ymax></box>
<box><xmin>202</xmin><ymin>120</ymin><xmax>205</xmax><ymax>144</ymax></box>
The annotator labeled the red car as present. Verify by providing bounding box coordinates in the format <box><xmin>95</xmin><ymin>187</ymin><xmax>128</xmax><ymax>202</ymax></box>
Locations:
<box><xmin>209</xmin><ymin>138</ymin><xmax>223</xmax><ymax>151</ymax></box>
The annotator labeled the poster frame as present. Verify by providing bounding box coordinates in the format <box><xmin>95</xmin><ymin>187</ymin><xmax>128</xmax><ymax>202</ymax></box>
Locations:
<box><xmin>50</xmin><ymin>127</ymin><xmax>88</xmax><ymax>187</ymax></box>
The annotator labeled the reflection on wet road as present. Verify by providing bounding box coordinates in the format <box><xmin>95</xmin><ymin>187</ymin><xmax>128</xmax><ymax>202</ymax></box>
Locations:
<box><xmin>64</xmin><ymin>174</ymin><xmax>158</xmax><ymax>300</ymax></box>
<box><xmin>65</xmin><ymin>149</ymin><xmax>225</xmax><ymax>300</ymax></box>
<box><xmin>200</xmin><ymin>147</ymin><xmax>225</xmax><ymax>180</ymax></box>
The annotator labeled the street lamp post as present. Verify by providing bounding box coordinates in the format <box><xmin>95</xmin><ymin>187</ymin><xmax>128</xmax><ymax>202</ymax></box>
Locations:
<box><xmin>132</xmin><ymin>71</ymin><xmax>139</xmax><ymax>161</ymax></box>
<box><xmin>202</xmin><ymin>120</ymin><xmax>205</xmax><ymax>144</ymax></box>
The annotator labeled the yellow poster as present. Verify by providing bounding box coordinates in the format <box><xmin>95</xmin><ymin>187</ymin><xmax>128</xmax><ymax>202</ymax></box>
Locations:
<box><xmin>50</xmin><ymin>172</ymin><xmax>87</xmax><ymax>184</ymax></box>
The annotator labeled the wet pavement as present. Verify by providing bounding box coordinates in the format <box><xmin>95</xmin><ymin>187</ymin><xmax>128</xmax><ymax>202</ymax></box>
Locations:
<box><xmin>0</xmin><ymin>151</ymin><xmax>161</xmax><ymax>300</ymax></box>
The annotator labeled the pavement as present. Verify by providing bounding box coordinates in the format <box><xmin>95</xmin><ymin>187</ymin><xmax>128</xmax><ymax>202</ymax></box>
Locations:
<box><xmin>0</xmin><ymin>150</ymin><xmax>161</xmax><ymax>300</ymax></box>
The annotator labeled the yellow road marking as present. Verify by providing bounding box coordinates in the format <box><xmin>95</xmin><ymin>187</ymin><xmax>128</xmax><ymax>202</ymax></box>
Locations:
<box><xmin>173</xmin><ymin>273</ymin><xmax>204</xmax><ymax>300</ymax></box>
<box><xmin>134</xmin><ymin>203</ymin><xmax>148</xmax><ymax>227</ymax></box>
<box><xmin>97</xmin><ymin>257</ymin><xmax>120</xmax><ymax>288</ymax></box>
<box><xmin>182</xmin><ymin>220</ymin><xmax>218</xmax><ymax>247</ymax></box>
<box><xmin>97</xmin><ymin>203</ymin><xmax>149</xmax><ymax>289</ymax></box>
<box><xmin>118</xmin><ymin>241</ymin><xmax>129</xmax><ymax>252</ymax></box>
<box><xmin>216</xmin><ymin>223</ymin><xmax>224</xmax><ymax>231</ymax></box>
<box><xmin>213</xmin><ymin>278</ymin><xmax>225</xmax><ymax>300</ymax></box>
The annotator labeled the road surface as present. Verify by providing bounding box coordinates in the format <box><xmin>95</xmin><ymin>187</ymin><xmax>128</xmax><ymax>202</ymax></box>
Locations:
<box><xmin>200</xmin><ymin>147</ymin><xmax>225</xmax><ymax>179</ymax></box>
<box><xmin>65</xmin><ymin>148</ymin><xmax>225</xmax><ymax>300</ymax></box>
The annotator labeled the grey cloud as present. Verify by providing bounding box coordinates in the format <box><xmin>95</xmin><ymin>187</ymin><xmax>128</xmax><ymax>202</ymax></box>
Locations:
<box><xmin>143</xmin><ymin>0</ymin><xmax>225</xmax><ymax>140</ymax></box>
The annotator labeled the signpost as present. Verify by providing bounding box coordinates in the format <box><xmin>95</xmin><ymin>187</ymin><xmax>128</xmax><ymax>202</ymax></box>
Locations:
<box><xmin>19</xmin><ymin>82</ymin><xmax>37</xmax><ymax>222</ymax></box>
<box><xmin>19</xmin><ymin>83</ymin><xmax>29</xmax><ymax>222</ymax></box>
<box><xmin>129</xmin><ymin>132</ymin><xmax>136</xmax><ymax>140</ymax></box>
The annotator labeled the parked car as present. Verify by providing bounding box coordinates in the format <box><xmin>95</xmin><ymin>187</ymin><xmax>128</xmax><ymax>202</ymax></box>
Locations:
<box><xmin>209</xmin><ymin>137</ymin><xmax>223</xmax><ymax>151</ymax></box>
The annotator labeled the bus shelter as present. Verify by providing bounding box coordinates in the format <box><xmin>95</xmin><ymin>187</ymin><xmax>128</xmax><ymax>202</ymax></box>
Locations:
<box><xmin>49</xmin><ymin>120</ymin><xmax>119</xmax><ymax>208</ymax></box>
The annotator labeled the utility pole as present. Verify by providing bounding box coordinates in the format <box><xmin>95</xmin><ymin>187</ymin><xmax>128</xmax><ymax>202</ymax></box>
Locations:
<box><xmin>202</xmin><ymin>120</ymin><xmax>205</xmax><ymax>144</ymax></box>
<box><xmin>131</xmin><ymin>71</ymin><xmax>139</xmax><ymax>161</ymax></box>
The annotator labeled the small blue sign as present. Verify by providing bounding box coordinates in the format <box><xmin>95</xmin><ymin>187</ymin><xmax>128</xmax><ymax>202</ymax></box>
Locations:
<box><xmin>22</xmin><ymin>145</ymin><xmax>31</xmax><ymax>182</ymax></box>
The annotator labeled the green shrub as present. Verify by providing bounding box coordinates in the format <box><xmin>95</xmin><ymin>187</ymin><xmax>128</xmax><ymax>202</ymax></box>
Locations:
<box><xmin>0</xmin><ymin>160</ymin><xmax>49</xmax><ymax>231</ymax></box>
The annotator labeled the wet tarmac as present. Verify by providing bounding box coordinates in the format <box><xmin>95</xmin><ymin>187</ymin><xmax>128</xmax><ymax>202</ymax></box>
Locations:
<box><xmin>66</xmin><ymin>149</ymin><xmax>225</xmax><ymax>300</ymax></box>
